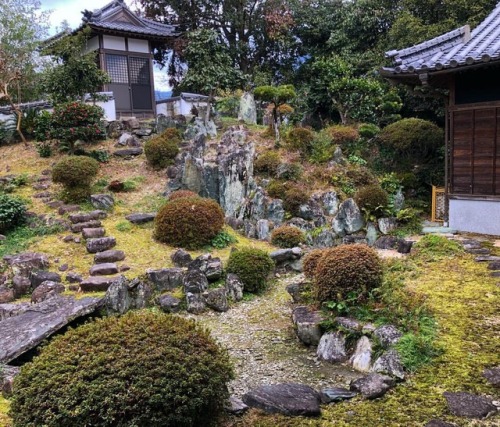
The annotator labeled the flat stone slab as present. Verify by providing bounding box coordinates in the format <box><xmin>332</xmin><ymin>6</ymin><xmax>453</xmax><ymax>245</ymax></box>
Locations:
<box><xmin>475</xmin><ymin>255</ymin><xmax>500</xmax><ymax>262</ymax></box>
<box><xmin>488</xmin><ymin>261</ymin><xmax>500</xmax><ymax>270</ymax></box>
<box><xmin>125</xmin><ymin>213</ymin><xmax>156</xmax><ymax>224</ymax></box>
<box><xmin>80</xmin><ymin>276</ymin><xmax>121</xmax><ymax>292</ymax></box>
<box><xmin>0</xmin><ymin>302</ymin><xmax>31</xmax><ymax>321</ymax></box>
<box><xmin>90</xmin><ymin>263</ymin><xmax>119</xmax><ymax>276</ymax></box>
<box><xmin>0</xmin><ymin>295</ymin><xmax>104</xmax><ymax>363</ymax></box>
<box><xmin>58</xmin><ymin>204</ymin><xmax>80</xmax><ymax>215</ymax></box>
<box><xmin>242</xmin><ymin>383</ymin><xmax>321</xmax><ymax>416</ymax></box>
<box><xmin>114</xmin><ymin>148</ymin><xmax>143</xmax><ymax>157</ymax></box>
<box><xmin>443</xmin><ymin>391</ymin><xmax>497</xmax><ymax>419</ymax></box>
<box><xmin>422</xmin><ymin>227</ymin><xmax>457</xmax><ymax>234</ymax></box>
<box><xmin>320</xmin><ymin>387</ymin><xmax>357</xmax><ymax>404</ymax></box>
<box><xmin>94</xmin><ymin>250</ymin><xmax>126</xmax><ymax>263</ymax></box>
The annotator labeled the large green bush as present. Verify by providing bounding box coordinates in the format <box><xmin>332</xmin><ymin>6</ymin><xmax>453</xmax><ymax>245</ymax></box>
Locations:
<box><xmin>49</xmin><ymin>102</ymin><xmax>105</xmax><ymax>151</ymax></box>
<box><xmin>314</xmin><ymin>244</ymin><xmax>383</xmax><ymax>303</ymax></box>
<box><xmin>144</xmin><ymin>130</ymin><xmax>180</xmax><ymax>169</ymax></box>
<box><xmin>0</xmin><ymin>194</ymin><xmax>27</xmax><ymax>233</ymax></box>
<box><xmin>52</xmin><ymin>156</ymin><xmax>100</xmax><ymax>202</ymax></box>
<box><xmin>226</xmin><ymin>248</ymin><xmax>274</xmax><ymax>293</ymax></box>
<box><xmin>10</xmin><ymin>311</ymin><xmax>233</xmax><ymax>427</ymax></box>
<box><xmin>326</xmin><ymin>125</ymin><xmax>359</xmax><ymax>145</ymax></box>
<box><xmin>302</xmin><ymin>249</ymin><xmax>325</xmax><ymax>279</ymax></box>
<box><xmin>271</xmin><ymin>225</ymin><xmax>305</xmax><ymax>248</ymax></box>
<box><xmin>378</xmin><ymin>118</ymin><xmax>443</xmax><ymax>161</ymax></box>
<box><xmin>154</xmin><ymin>197</ymin><xmax>225</xmax><ymax>249</ymax></box>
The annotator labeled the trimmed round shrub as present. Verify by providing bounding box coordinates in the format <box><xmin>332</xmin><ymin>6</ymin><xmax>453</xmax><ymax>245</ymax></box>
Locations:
<box><xmin>302</xmin><ymin>249</ymin><xmax>325</xmax><ymax>279</ymax></box>
<box><xmin>226</xmin><ymin>248</ymin><xmax>274</xmax><ymax>293</ymax></box>
<box><xmin>168</xmin><ymin>189</ymin><xmax>199</xmax><ymax>201</ymax></box>
<box><xmin>0</xmin><ymin>194</ymin><xmax>27</xmax><ymax>233</ymax></box>
<box><xmin>144</xmin><ymin>131</ymin><xmax>180</xmax><ymax>169</ymax></box>
<box><xmin>314</xmin><ymin>244</ymin><xmax>383</xmax><ymax>303</ymax></box>
<box><xmin>344</xmin><ymin>165</ymin><xmax>377</xmax><ymax>187</ymax></box>
<box><xmin>10</xmin><ymin>311</ymin><xmax>233</xmax><ymax>427</ymax></box>
<box><xmin>326</xmin><ymin>125</ymin><xmax>359</xmax><ymax>145</ymax></box>
<box><xmin>378</xmin><ymin>118</ymin><xmax>443</xmax><ymax>160</ymax></box>
<box><xmin>254</xmin><ymin>151</ymin><xmax>280</xmax><ymax>176</ymax></box>
<box><xmin>52</xmin><ymin>156</ymin><xmax>100</xmax><ymax>202</ymax></box>
<box><xmin>271</xmin><ymin>225</ymin><xmax>305</xmax><ymax>248</ymax></box>
<box><xmin>154</xmin><ymin>197</ymin><xmax>225</xmax><ymax>249</ymax></box>
<box><xmin>283</xmin><ymin>186</ymin><xmax>309</xmax><ymax>216</ymax></box>
<box><xmin>52</xmin><ymin>156</ymin><xmax>99</xmax><ymax>187</ymax></box>
<box><xmin>286</xmin><ymin>127</ymin><xmax>314</xmax><ymax>155</ymax></box>
<box><xmin>354</xmin><ymin>184</ymin><xmax>389</xmax><ymax>217</ymax></box>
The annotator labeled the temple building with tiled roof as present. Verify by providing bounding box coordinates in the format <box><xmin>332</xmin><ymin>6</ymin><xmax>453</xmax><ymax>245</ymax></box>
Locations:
<box><xmin>48</xmin><ymin>0</ymin><xmax>178</xmax><ymax>117</ymax></box>
<box><xmin>382</xmin><ymin>2</ymin><xmax>500</xmax><ymax>236</ymax></box>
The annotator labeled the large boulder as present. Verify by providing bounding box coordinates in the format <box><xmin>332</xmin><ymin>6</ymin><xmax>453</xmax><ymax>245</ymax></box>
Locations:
<box><xmin>483</xmin><ymin>366</ymin><xmax>500</xmax><ymax>388</ymax></box>
<box><xmin>205</xmin><ymin>288</ymin><xmax>229</xmax><ymax>312</ymax></box>
<box><xmin>242</xmin><ymin>383</ymin><xmax>321</xmax><ymax>416</ymax></box>
<box><xmin>225</xmin><ymin>274</ymin><xmax>244</xmax><ymax>302</ymax></box>
<box><xmin>238</xmin><ymin>92</ymin><xmax>257</xmax><ymax>124</ymax></box>
<box><xmin>147</xmin><ymin>268</ymin><xmax>185</xmax><ymax>291</ymax></box>
<box><xmin>31</xmin><ymin>281</ymin><xmax>65</xmax><ymax>304</ymax></box>
<box><xmin>3</xmin><ymin>252</ymin><xmax>49</xmax><ymax>277</ymax></box>
<box><xmin>183</xmin><ymin>269</ymin><xmax>209</xmax><ymax>294</ymax></box>
<box><xmin>371</xmin><ymin>349</ymin><xmax>405</xmax><ymax>380</ymax></box>
<box><xmin>157</xmin><ymin>294</ymin><xmax>181</xmax><ymax>313</ymax></box>
<box><xmin>0</xmin><ymin>287</ymin><xmax>14</xmax><ymax>304</ymax></box>
<box><xmin>374</xmin><ymin>325</ymin><xmax>403</xmax><ymax>348</ymax></box>
<box><xmin>350</xmin><ymin>336</ymin><xmax>373</xmax><ymax>372</ymax></box>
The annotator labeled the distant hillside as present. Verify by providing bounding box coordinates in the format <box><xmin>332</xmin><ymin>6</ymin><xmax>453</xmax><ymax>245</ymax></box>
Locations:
<box><xmin>155</xmin><ymin>90</ymin><xmax>172</xmax><ymax>101</ymax></box>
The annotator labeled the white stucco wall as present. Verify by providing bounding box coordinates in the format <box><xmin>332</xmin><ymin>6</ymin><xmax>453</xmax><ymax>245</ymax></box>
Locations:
<box><xmin>83</xmin><ymin>37</ymin><xmax>99</xmax><ymax>54</ymax></box>
<box><xmin>449</xmin><ymin>198</ymin><xmax>500</xmax><ymax>236</ymax></box>
<box><xmin>128</xmin><ymin>38</ymin><xmax>149</xmax><ymax>53</ymax></box>
<box><xmin>103</xmin><ymin>35</ymin><xmax>126</xmax><ymax>51</ymax></box>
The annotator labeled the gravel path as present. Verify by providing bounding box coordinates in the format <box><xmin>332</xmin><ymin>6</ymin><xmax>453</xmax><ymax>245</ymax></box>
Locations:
<box><xmin>189</xmin><ymin>273</ymin><xmax>362</xmax><ymax>397</ymax></box>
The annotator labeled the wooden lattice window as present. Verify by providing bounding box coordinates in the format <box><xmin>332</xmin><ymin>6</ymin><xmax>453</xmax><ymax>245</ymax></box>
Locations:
<box><xmin>106</xmin><ymin>54</ymin><xmax>129</xmax><ymax>84</ymax></box>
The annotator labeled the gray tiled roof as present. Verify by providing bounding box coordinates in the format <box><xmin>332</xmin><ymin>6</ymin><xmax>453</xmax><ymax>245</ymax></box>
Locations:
<box><xmin>384</xmin><ymin>2</ymin><xmax>500</xmax><ymax>74</ymax></box>
<box><xmin>84</xmin><ymin>0</ymin><xmax>177</xmax><ymax>38</ymax></box>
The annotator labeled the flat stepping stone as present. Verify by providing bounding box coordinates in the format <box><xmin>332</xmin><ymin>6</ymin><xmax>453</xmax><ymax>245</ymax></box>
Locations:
<box><xmin>483</xmin><ymin>366</ymin><xmax>500</xmax><ymax>387</ymax></box>
<box><xmin>125</xmin><ymin>212</ymin><xmax>156</xmax><ymax>224</ymax></box>
<box><xmin>86</xmin><ymin>237</ymin><xmax>116</xmax><ymax>254</ymax></box>
<box><xmin>465</xmin><ymin>248</ymin><xmax>490</xmax><ymax>255</ymax></box>
<box><xmin>0</xmin><ymin>295</ymin><xmax>103</xmax><ymax>363</ymax></box>
<box><xmin>94</xmin><ymin>250</ymin><xmax>126</xmax><ymax>263</ymax></box>
<box><xmin>82</xmin><ymin>228</ymin><xmax>105</xmax><ymax>239</ymax></box>
<box><xmin>90</xmin><ymin>263</ymin><xmax>118</xmax><ymax>276</ymax></box>
<box><xmin>350</xmin><ymin>373</ymin><xmax>395</xmax><ymax>399</ymax></box>
<box><xmin>71</xmin><ymin>220</ymin><xmax>102</xmax><ymax>233</ymax></box>
<box><xmin>33</xmin><ymin>191</ymin><xmax>52</xmax><ymax>198</ymax></box>
<box><xmin>475</xmin><ymin>255</ymin><xmax>500</xmax><ymax>262</ymax></box>
<box><xmin>32</xmin><ymin>183</ymin><xmax>50</xmax><ymax>190</ymax></box>
<box><xmin>242</xmin><ymin>383</ymin><xmax>321</xmax><ymax>417</ymax></box>
<box><xmin>46</xmin><ymin>200</ymin><xmax>64</xmax><ymax>209</ymax></box>
<box><xmin>443</xmin><ymin>391</ymin><xmax>497</xmax><ymax>419</ymax></box>
<box><xmin>114</xmin><ymin>148</ymin><xmax>143</xmax><ymax>157</ymax></box>
<box><xmin>80</xmin><ymin>276</ymin><xmax>121</xmax><ymax>292</ymax></box>
<box><xmin>488</xmin><ymin>261</ymin><xmax>500</xmax><ymax>270</ymax></box>
<box><xmin>490</xmin><ymin>271</ymin><xmax>500</xmax><ymax>277</ymax></box>
<box><xmin>425</xmin><ymin>420</ymin><xmax>457</xmax><ymax>427</ymax></box>
<box><xmin>319</xmin><ymin>387</ymin><xmax>357</xmax><ymax>404</ymax></box>
<box><xmin>58</xmin><ymin>205</ymin><xmax>80</xmax><ymax>215</ymax></box>
<box><xmin>69</xmin><ymin>210</ymin><xmax>107</xmax><ymax>224</ymax></box>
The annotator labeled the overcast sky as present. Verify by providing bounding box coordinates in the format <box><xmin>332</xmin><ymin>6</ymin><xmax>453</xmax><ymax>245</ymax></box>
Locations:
<box><xmin>39</xmin><ymin>0</ymin><xmax>171</xmax><ymax>91</ymax></box>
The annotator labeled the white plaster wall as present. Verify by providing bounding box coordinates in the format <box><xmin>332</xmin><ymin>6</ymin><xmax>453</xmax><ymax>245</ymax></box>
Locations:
<box><xmin>156</xmin><ymin>103</ymin><xmax>167</xmax><ymax>116</ymax></box>
<box><xmin>83</xmin><ymin>37</ymin><xmax>99</xmax><ymax>54</ymax></box>
<box><xmin>449</xmin><ymin>199</ymin><xmax>500</xmax><ymax>236</ymax></box>
<box><xmin>86</xmin><ymin>99</ymin><xmax>116</xmax><ymax>121</ymax></box>
<box><xmin>103</xmin><ymin>35</ymin><xmax>126</xmax><ymax>51</ymax></box>
<box><xmin>128</xmin><ymin>38</ymin><xmax>149</xmax><ymax>53</ymax></box>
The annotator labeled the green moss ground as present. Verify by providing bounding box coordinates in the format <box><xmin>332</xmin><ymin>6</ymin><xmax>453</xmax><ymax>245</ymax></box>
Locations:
<box><xmin>228</xmin><ymin>255</ymin><xmax>499</xmax><ymax>427</ymax></box>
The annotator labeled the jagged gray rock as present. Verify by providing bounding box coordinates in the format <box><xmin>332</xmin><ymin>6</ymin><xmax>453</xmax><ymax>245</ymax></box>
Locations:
<box><xmin>317</xmin><ymin>332</ymin><xmax>347</xmax><ymax>363</ymax></box>
<box><xmin>29</xmin><ymin>270</ymin><xmax>61</xmax><ymax>289</ymax></box>
<box><xmin>186</xmin><ymin>292</ymin><xmax>206</xmax><ymax>314</ymax></box>
<box><xmin>332</xmin><ymin>198</ymin><xmax>364</xmax><ymax>236</ymax></box>
<box><xmin>371</xmin><ymin>349</ymin><xmax>405</xmax><ymax>380</ymax></box>
<box><xmin>158</xmin><ymin>294</ymin><xmax>181</xmax><ymax>313</ymax></box>
<box><xmin>12</xmin><ymin>275</ymin><xmax>30</xmax><ymax>298</ymax></box>
<box><xmin>147</xmin><ymin>268</ymin><xmax>185</xmax><ymax>291</ymax></box>
<box><xmin>80</xmin><ymin>275</ymin><xmax>121</xmax><ymax>292</ymax></box>
<box><xmin>0</xmin><ymin>287</ymin><xmax>14</xmax><ymax>303</ymax></box>
<box><xmin>3</xmin><ymin>252</ymin><xmax>49</xmax><ymax>277</ymax></box>
<box><xmin>350</xmin><ymin>373</ymin><xmax>396</xmax><ymax>399</ymax></box>
<box><xmin>374</xmin><ymin>324</ymin><xmax>403</xmax><ymax>348</ymax></box>
<box><xmin>0</xmin><ymin>365</ymin><xmax>20</xmax><ymax>397</ymax></box>
<box><xmin>292</xmin><ymin>306</ymin><xmax>324</xmax><ymax>346</ymax></box>
<box><xmin>378</xmin><ymin>217</ymin><xmax>397</xmax><ymax>234</ymax></box>
<box><xmin>31</xmin><ymin>281</ymin><xmax>65</xmax><ymax>303</ymax></box>
<box><xmin>350</xmin><ymin>336</ymin><xmax>373</xmax><ymax>372</ymax></box>
<box><xmin>225</xmin><ymin>274</ymin><xmax>244</xmax><ymax>302</ymax></box>
<box><xmin>205</xmin><ymin>287</ymin><xmax>229</xmax><ymax>312</ymax></box>
<box><xmin>483</xmin><ymin>366</ymin><xmax>500</xmax><ymax>387</ymax></box>
<box><xmin>320</xmin><ymin>387</ymin><xmax>357</xmax><ymax>404</ymax></box>
<box><xmin>171</xmin><ymin>249</ymin><xmax>193</xmax><ymax>267</ymax></box>
<box><xmin>183</xmin><ymin>269</ymin><xmax>208</xmax><ymax>294</ymax></box>
<box><xmin>0</xmin><ymin>295</ymin><xmax>104</xmax><ymax>363</ymax></box>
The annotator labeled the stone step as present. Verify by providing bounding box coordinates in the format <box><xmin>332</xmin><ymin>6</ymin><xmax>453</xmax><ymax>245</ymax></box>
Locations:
<box><xmin>46</xmin><ymin>200</ymin><xmax>64</xmax><ymax>209</ymax></box>
<box><xmin>69</xmin><ymin>210</ymin><xmax>107</xmax><ymax>224</ymax></box>
<box><xmin>71</xmin><ymin>220</ymin><xmax>102</xmax><ymax>233</ymax></box>
<box><xmin>465</xmin><ymin>248</ymin><xmax>490</xmax><ymax>255</ymax></box>
<box><xmin>490</xmin><ymin>271</ymin><xmax>500</xmax><ymax>277</ymax></box>
<box><xmin>488</xmin><ymin>261</ymin><xmax>500</xmax><ymax>270</ymax></box>
<box><xmin>82</xmin><ymin>228</ymin><xmax>106</xmax><ymax>239</ymax></box>
<box><xmin>114</xmin><ymin>148</ymin><xmax>143</xmax><ymax>157</ymax></box>
<box><xmin>58</xmin><ymin>205</ymin><xmax>80</xmax><ymax>215</ymax></box>
<box><xmin>475</xmin><ymin>255</ymin><xmax>500</xmax><ymax>262</ymax></box>
<box><xmin>94</xmin><ymin>249</ymin><xmax>126</xmax><ymax>263</ymax></box>
<box><xmin>80</xmin><ymin>275</ymin><xmax>121</xmax><ymax>292</ymax></box>
<box><xmin>86</xmin><ymin>237</ymin><xmax>116</xmax><ymax>254</ymax></box>
<box><xmin>90</xmin><ymin>263</ymin><xmax>119</xmax><ymax>276</ymax></box>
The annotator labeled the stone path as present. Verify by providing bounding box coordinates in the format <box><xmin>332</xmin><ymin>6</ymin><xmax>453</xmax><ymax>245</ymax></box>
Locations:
<box><xmin>188</xmin><ymin>274</ymin><xmax>362</xmax><ymax>398</ymax></box>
